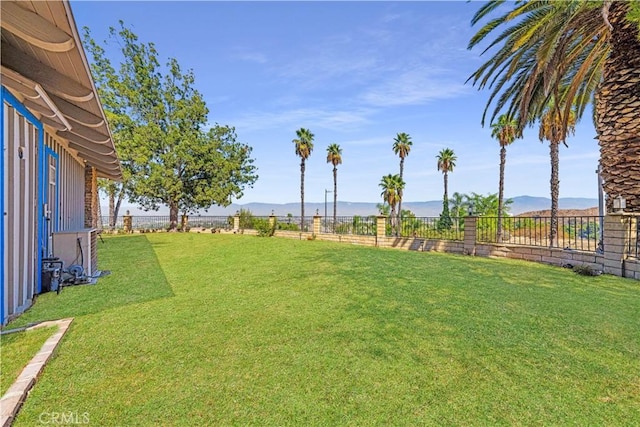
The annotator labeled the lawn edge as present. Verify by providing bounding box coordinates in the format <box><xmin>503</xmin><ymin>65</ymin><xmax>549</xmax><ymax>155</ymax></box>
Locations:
<box><xmin>0</xmin><ymin>318</ymin><xmax>73</xmax><ymax>427</ymax></box>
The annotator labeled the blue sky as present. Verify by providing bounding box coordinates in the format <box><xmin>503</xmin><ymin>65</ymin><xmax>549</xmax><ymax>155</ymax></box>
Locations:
<box><xmin>72</xmin><ymin>1</ymin><xmax>601</xmax><ymax>206</ymax></box>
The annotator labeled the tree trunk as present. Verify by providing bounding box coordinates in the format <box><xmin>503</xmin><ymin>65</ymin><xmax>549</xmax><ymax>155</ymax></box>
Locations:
<box><xmin>390</xmin><ymin>203</ymin><xmax>396</xmax><ymax>237</ymax></box>
<box><xmin>333</xmin><ymin>165</ymin><xmax>337</xmax><ymax>232</ymax></box>
<box><xmin>596</xmin><ymin>1</ymin><xmax>640</xmax><ymax>212</ymax></box>
<box><xmin>114</xmin><ymin>188</ymin><xmax>124</xmax><ymax>229</ymax></box>
<box><xmin>108</xmin><ymin>190</ymin><xmax>115</xmax><ymax>229</ymax></box>
<box><xmin>497</xmin><ymin>145</ymin><xmax>506</xmax><ymax>242</ymax></box>
<box><xmin>549</xmin><ymin>141</ymin><xmax>560</xmax><ymax>247</ymax></box>
<box><xmin>169</xmin><ymin>201</ymin><xmax>179</xmax><ymax>231</ymax></box>
<box><xmin>300</xmin><ymin>159</ymin><xmax>305</xmax><ymax>231</ymax></box>
<box><xmin>443</xmin><ymin>172</ymin><xmax>449</xmax><ymax>210</ymax></box>
<box><xmin>398</xmin><ymin>158</ymin><xmax>404</xmax><ymax>236</ymax></box>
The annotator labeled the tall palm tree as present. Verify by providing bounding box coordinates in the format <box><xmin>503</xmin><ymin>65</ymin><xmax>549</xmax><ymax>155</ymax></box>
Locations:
<box><xmin>490</xmin><ymin>114</ymin><xmax>519</xmax><ymax>242</ymax></box>
<box><xmin>379</xmin><ymin>174</ymin><xmax>404</xmax><ymax>234</ymax></box>
<box><xmin>468</xmin><ymin>0</ymin><xmax>640</xmax><ymax>211</ymax></box>
<box><xmin>326</xmin><ymin>143</ymin><xmax>342</xmax><ymax>231</ymax></box>
<box><xmin>293</xmin><ymin>128</ymin><xmax>314</xmax><ymax>231</ymax></box>
<box><xmin>595</xmin><ymin>1</ymin><xmax>640</xmax><ymax>211</ymax></box>
<box><xmin>539</xmin><ymin>102</ymin><xmax>576</xmax><ymax>247</ymax></box>
<box><xmin>392</xmin><ymin>132</ymin><xmax>412</xmax><ymax>231</ymax></box>
<box><xmin>436</xmin><ymin>148</ymin><xmax>457</xmax><ymax>226</ymax></box>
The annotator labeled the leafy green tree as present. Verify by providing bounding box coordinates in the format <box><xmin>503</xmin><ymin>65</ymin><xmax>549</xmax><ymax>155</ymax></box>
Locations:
<box><xmin>449</xmin><ymin>191</ymin><xmax>466</xmax><ymax>231</ymax></box>
<box><xmin>379</xmin><ymin>174</ymin><xmax>404</xmax><ymax>235</ymax></box>
<box><xmin>465</xmin><ymin>192</ymin><xmax>512</xmax><ymax>217</ymax></box>
<box><xmin>84</xmin><ymin>23</ymin><xmax>257</xmax><ymax>230</ymax></box>
<box><xmin>490</xmin><ymin>114</ymin><xmax>519</xmax><ymax>241</ymax></box>
<box><xmin>468</xmin><ymin>1</ymin><xmax>640</xmax><ymax>212</ymax></box>
<box><xmin>293</xmin><ymin>128</ymin><xmax>314</xmax><ymax>230</ymax></box>
<box><xmin>326</xmin><ymin>143</ymin><xmax>342</xmax><ymax>230</ymax></box>
<box><xmin>392</xmin><ymin>132</ymin><xmax>412</xmax><ymax>228</ymax></box>
<box><xmin>436</xmin><ymin>148</ymin><xmax>457</xmax><ymax>230</ymax></box>
<box><xmin>376</xmin><ymin>203</ymin><xmax>390</xmax><ymax>216</ymax></box>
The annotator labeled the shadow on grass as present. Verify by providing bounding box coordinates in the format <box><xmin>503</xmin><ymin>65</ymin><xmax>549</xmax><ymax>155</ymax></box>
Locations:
<box><xmin>8</xmin><ymin>235</ymin><xmax>174</xmax><ymax>327</ymax></box>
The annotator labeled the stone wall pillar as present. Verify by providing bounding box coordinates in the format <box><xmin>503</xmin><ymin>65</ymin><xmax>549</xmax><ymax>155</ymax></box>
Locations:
<box><xmin>269</xmin><ymin>214</ymin><xmax>276</xmax><ymax>228</ymax></box>
<box><xmin>463</xmin><ymin>216</ymin><xmax>477</xmax><ymax>256</ymax></box>
<box><xmin>603</xmin><ymin>214</ymin><xmax>636</xmax><ymax>277</ymax></box>
<box><xmin>123</xmin><ymin>210</ymin><xmax>132</xmax><ymax>233</ymax></box>
<box><xmin>313</xmin><ymin>215</ymin><xmax>321</xmax><ymax>235</ymax></box>
<box><xmin>376</xmin><ymin>216</ymin><xmax>387</xmax><ymax>241</ymax></box>
<box><xmin>84</xmin><ymin>165</ymin><xmax>98</xmax><ymax>229</ymax></box>
<box><xmin>233</xmin><ymin>214</ymin><xmax>240</xmax><ymax>232</ymax></box>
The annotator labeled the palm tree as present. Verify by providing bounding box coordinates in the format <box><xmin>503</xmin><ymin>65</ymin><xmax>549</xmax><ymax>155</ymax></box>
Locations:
<box><xmin>392</xmin><ymin>132</ymin><xmax>412</xmax><ymax>231</ymax></box>
<box><xmin>490</xmin><ymin>114</ymin><xmax>519</xmax><ymax>242</ymax></box>
<box><xmin>539</xmin><ymin>102</ymin><xmax>576</xmax><ymax>247</ymax></box>
<box><xmin>326</xmin><ymin>143</ymin><xmax>342</xmax><ymax>232</ymax></box>
<box><xmin>293</xmin><ymin>128</ymin><xmax>314</xmax><ymax>230</ymax></box>
<box><xmin>468</xmin><ymin>1</ymin><xmax>640</xmax><ymax>212</ymax></box>
<box><xmin>379</xmin><ymin>174</ymin><xmax>404</xmax><ymax>234</ymax></box>
<box><xmin>436</xmin><ymin>148</ymin><xmax>457</xmax><ymax>228</ymax></box>
<box><xmin>595</xmin><ymin>2</ymin><xmax>640</xmax><ymax>211</ymax></box>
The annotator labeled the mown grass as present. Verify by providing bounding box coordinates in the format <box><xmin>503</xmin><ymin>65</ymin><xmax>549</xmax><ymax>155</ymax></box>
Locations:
<box><xmin>0</xmin><ymin>326</ymin><xmax>56</xmax><ymax>396</ymax></box>
<box><xmin>8</xmin><ymin>233</ymin><xmax>640</xmax><ymax>425</ymax></box>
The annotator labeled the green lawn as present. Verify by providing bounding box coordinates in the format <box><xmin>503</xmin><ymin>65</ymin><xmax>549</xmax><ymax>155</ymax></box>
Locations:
<box><xmin>8</xmin><ymin>233</ymin><xmax>640</xmax><ymax>425</ymax></box>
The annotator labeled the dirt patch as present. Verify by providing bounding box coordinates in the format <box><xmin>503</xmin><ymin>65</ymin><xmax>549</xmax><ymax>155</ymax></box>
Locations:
<box><xmin>517</xmin><ymin>207</ymin><xmax>599</xmax><ymax>217</ymax></box>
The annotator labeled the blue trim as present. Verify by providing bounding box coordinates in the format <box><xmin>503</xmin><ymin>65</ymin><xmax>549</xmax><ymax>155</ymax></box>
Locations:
<box><xmin>44</xmin><ymin>147</ymin><xmax>60</xmax><ymax>233</ymax></box>
<box><xmin>1</xmin><ymin>87</ymin><xmax>45</xmax><ymax>299</ymax></box>
<box><xmin>1</xmin><ymin>89</ymin><xmax>5</xmax><ymax>324</ymax></box>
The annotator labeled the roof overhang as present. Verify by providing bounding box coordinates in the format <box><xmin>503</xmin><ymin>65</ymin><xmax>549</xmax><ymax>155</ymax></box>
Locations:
<box><xmin>1</xmin><ymin>0</ymin><xmax>121</xmax><ymax>180</ymax></box>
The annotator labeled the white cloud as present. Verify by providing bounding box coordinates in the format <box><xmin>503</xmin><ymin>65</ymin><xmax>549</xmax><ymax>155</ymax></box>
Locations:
<box><xmin>227</xmin><ymin>107</ymin><xmax>374</xmax><ymax>132</ymax></box>
<box><xmin>233</xmin><ymin>51</ymin><xmax>268</xmax><ymax>64</ymax></box>
<box><xmin>360</xmin><ymin>68</ymin><xmax>471</xmax><ymax>107</ymax></box>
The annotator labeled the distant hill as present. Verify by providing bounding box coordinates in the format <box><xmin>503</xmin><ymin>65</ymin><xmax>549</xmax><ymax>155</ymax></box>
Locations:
<box><xmin>107</xmin><ymin>196</ymin><xmax>598</xmax><ymax>217</ymax></box>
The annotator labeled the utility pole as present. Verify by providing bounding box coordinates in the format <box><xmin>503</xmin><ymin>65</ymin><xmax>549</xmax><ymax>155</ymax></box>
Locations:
<box><xmin>324</xmin><ymin>189</ymin><xmax>332</xmax><ymax>232</ymax></box>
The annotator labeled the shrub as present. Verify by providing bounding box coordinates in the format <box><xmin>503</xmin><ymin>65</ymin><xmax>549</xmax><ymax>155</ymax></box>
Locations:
<box><xmin>254</xmin><ymin>218</ymin><xmax>276</xmax><ymax>237</ymax></box>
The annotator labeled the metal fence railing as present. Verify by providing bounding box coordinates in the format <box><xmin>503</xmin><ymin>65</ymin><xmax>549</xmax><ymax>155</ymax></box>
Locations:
<box><xmin>100</xmin><ymin>215</ymin><xmax>232</xmax><ymax>231</ymax></box>
<box><xmin>327</xmin><ymin>216</ymin><xmax>377</xmax><ymax>235</ymax></box>
<box><xmin>100</xmin><ymin>214</ymin><xmax>606</xmax><ymax>253</ymax></box>
<box><xmin>477</xmin><ymin>216</ymin><xmax>603</xmax><ymax>251</ymax></box>
<box><xmin>393</xmin><ymin>217</ymin><xmax>464</xmax><ymax>241</ymax></box>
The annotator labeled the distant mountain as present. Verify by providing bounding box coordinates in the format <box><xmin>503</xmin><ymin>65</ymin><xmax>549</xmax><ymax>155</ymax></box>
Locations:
<box><xmin>105</xmin><ymin>196</ymin><xmax>598</xmax><ymax>217</ymax></box>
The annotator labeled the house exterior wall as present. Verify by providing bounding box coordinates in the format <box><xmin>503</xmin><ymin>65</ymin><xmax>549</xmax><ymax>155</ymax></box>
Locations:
<box><xmin>2</xmin><ymin>89</ymin><xmax>41</xmax><ymax>324</ymax></box>
<box><xmin>1</xmin><ymin>89</ymin><xmax>90</xmax><ymax>325</ymax></box>
<box><xmin>45</xmin><ymin>132</ymin><xmax>85</xmax><ymax>232</ymax></box>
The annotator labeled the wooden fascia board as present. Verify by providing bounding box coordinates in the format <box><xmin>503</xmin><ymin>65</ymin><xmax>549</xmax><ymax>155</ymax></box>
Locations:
<box><xmin>60</xmin><ymin>131</ymin><xmax>116</xmax><ymax>156</ymax></box>
<box><xmin>48</xmin><ymin>94</ymin><xmax>104</xmax><ymax>128</ymax></box>
<box><xmin>0</xmin><ymin>1</ymin><xmax>75</xmax><ymax>53</ymax></box>
<box><xmin>1</xmin><ymin>41</ymin><xmax>94</xmax><ymax>103</ymax></box>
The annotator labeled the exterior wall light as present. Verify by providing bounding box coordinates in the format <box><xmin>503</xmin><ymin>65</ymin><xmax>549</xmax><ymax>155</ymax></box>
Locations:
<box><xmin>613</xmin><ymin>196</ymin><xmax>626</xmax><ymax>213</ymax></box>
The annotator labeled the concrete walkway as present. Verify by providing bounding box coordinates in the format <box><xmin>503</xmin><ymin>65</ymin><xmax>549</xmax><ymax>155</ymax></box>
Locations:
<box><xmin>1</xmin><ymin>318</ymin><xmax>73</xmax><ymax>427</ymax></box>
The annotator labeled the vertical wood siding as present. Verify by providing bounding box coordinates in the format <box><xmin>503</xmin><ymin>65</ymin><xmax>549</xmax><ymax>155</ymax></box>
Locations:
<box><xmin>3</xmin><ymin>102</ymin><xmax>38</xmax><ymax>321</ymax></box>
<box><xmin>45</xmin><ymin>134</ymin><xmax>85</xmax><ymax>231</ymax></box>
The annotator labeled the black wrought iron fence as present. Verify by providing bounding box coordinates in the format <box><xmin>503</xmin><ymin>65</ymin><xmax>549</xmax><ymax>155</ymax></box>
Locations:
<box><xmin>187</xmin><ymin>216</ymin><xmax>233</xmax><ymax>229</ymax></box>
<box><xmin>330</xmin><ymin>216</ymin><xmax>377</xmax><ymax>235</ymax></box>
<box><xmin>477</xmin><ymin>216</ymin><xmax>602</xmax><ymax>251</ymax></box>
<box><xmin>101</xmin><ymin>215</ymin><xmax>232</xmax><ymax>231</ymax></box>
<box><xmin>394</xmin><ymin>217</ymin><xmax>464</xmax><ymax>240</ymax></box>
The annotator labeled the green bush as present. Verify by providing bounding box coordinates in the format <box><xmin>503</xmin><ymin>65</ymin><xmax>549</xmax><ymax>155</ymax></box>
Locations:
<box><xmin>254</xmin><ymin>218</ymin><xmax>276</xmax><ymax>237</ymax></box>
